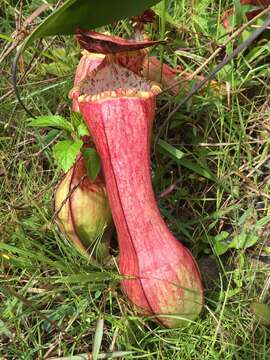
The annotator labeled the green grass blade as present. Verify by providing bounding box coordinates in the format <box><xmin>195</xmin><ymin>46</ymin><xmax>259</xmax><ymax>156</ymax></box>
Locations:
<box><xmin>92</xmin><ymin>317</ymin><xmax>104</xmax><ymax>360</ymax></box>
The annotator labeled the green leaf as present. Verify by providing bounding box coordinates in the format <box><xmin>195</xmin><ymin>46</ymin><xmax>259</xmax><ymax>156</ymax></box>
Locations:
<box><xmin>213</xmin><ymin>231</ymin><xmax>230</xmax><ymax>243</ymax></box>
<box><xmin>49</xmin><ymin>351</ymin><xmax>135</xmax><ymax>359</ymax></box>
<box><xmin>21</xmin><ymin>0</ymin><xmax>161</xmax><ymax>50</ymax></box>
<box><xmin>251</xmin><ymin>302</ymin><xmax>270</xmax><ymax>325</ymax></box>
<box><xmin>237</xmin><ymin>207</ymin><xmax>254</xmax><ymax>226</ymax></box>
<box><xmin>229</xmin><ymin>231</ymin><xmax>259</xmax><ymax>250</ymax></box>
<box><xmin>211</xmin><ymin>231</ymin><xmax>230</xmax><ymax>255</ymax></box>
<box><xmin>53</xmin><ymin>139</ymin><xmax>83</xmax><ymax>172</ymax></box>
<box><xmin>70</xmin><ymin>111</ymin><xmax>84</xmax><ymax>128</ymax></box>
<box><xmin>70</xmin><ymin>112</ymin><xmax>89</xmax><ymax>137</ymax></box>
<box><xmin>214</xmin><ymin>242</ymin><xmax>229</xmax><ymax>256</ymax></box>
<box><xmin>179</xmin><ymin>158</ymin><xmax>216</xmax><ymax>181</ymax></box>
<box><xmin>158</xmin><ymin>139</ymin><xmax>185</xmax><ymax>160</ymax></box>
<box><xmin>41</xmin><ymin>62</ymin><xmax>72</xmax><ymax>76</ymax></box>
<box><xmin>158</xmin><ymin>139</ymin><xmax>216</xmax><ymax>181</ymax></box>
<box><xmin>154</xmin><ymin>2</ymin><xmax>176</xmax><ymax>27</ymax></box>
<box><xmin>82</xmin><ymin>148</ymin><xmax>101</xmax><ymax>182</ymax></box>
<box><xmin>76</xmin><ymin>123</ymin><xmax>89</xmax><ymax>137</ymax></box>
<box><xmin>234</xmin><ymin>0</ymin><xmax>244</xmax><ymax>29</ymax></box>
<box><xmin>28</xmin><ymin>115</ymin><xmax>74</xmax><ymax>132</ymax></box>
<box><xmin>0</xmin><ymin>33</ymin><xmax>14</xmax><ymax>42</ymax></box>
<box><xmin>43</xmin><ymin>129</ymin><xmax>60</xmax><ymax>145</ymax></box>
<box><xmin>255</xmin><ymin>215</ymin><xmax>270</xmax><ymax>228</ymax></box>
<box><xmin>92</xmin><ymin>318</ymin><xmax>104</xmax><ymax>360</ymax></box>
<box><xmin>55</xmin><ymin>272</ymin><xmax>114</xmax><ymax>284</ymax></box>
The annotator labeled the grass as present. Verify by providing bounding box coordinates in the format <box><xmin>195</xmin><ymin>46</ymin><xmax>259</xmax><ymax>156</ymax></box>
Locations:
<box><xmin>0</xmin><ymin>0</ymin><xmax>270</xmax><ymax>359</ymax></box>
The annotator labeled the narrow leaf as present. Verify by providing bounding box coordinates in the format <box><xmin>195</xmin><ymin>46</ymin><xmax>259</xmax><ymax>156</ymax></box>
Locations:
<box><xmin>92</xmin><ymin>318</ymin><xmax>104</xmax><ymax>360</ymax></box>
<box><xmin>0</xmin><ymin>34</ymin><xmax>14</xmax><ymax>42</ymax></box>
<box><xmin>48</xmin><ymin>350</ymin><xmax>135</xmax><ymax>360</ymax></box>
<box><xmin>178</xmin><ymin>158</ymin><xmax>215</xmax><ymax>181</ymax></box>
<box><xmin>158</xmin><ymin>139</ymin><xmax>215</xmax><ymax>180</ymax></box>
<box><xmin>54</xmin><ymin>273</ymin><xmax>114</xmax><ymax>284</ymax></box>
<box><xmin>158</xmin><ymin>139</ymin><xmax>185</xmax><ymax>160</ymax></box>
<box><xmin>255</xmin><ymin>215</ymin><xmax>270</xmax><ymax>228</ymax></box>
<box><xmin>21</xmin><ymin>0</ymin><xmax>162</xmax><ymax>50</ymax></box>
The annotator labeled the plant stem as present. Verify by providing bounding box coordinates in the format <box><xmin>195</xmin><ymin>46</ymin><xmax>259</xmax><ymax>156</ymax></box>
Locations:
<box><xmin>159</xmin><ymin>0</ymin><xmax>167</xmax><ymax>83</ymax></box>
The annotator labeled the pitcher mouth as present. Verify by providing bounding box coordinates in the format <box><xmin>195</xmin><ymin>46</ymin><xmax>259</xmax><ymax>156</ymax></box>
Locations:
<box><xmin>77</xmin><ymin>62</ymin><xmax>161</xmax><ymax>103</ymax></box>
